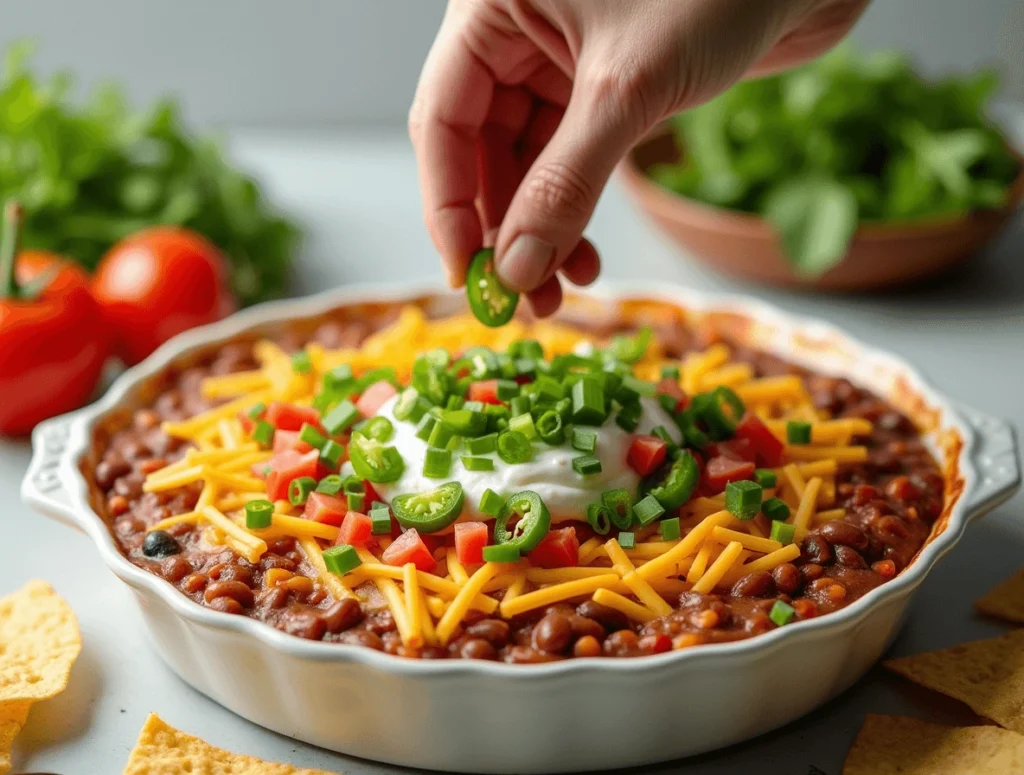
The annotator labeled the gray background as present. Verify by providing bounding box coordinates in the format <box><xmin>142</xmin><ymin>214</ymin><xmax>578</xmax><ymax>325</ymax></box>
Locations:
<box><xmin>2</xmin><ymin>0</ymin><xmax>1023</xmax><ymax>128</ymax></box>
<box><xmin>2</xmin><ymin>2</ymin><xmax>1024</xmax><ymax>774</ymax></box>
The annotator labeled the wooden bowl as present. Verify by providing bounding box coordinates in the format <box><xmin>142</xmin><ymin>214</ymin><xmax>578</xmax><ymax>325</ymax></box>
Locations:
<box><xmin>620</xmin><ymin>126</ymin><xmax>1024</xmax><ymax>291</ymax></box>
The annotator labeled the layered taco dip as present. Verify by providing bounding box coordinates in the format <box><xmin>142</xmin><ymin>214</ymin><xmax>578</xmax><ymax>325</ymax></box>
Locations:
<box><xmin>87</xmin><ymin>299</ymin><xmax>947</xmax><ymax>662</ymax></box>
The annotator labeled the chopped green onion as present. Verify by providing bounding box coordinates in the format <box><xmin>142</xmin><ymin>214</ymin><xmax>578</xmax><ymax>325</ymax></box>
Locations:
<box><xmin>252</xmin><ymin>420</ymin><xmax>275</xmax><ymax>448</ymax></box>
<box><xmin>572</xmin><ymin>455</ymin><xmax>602</xmax><ymax>476</ymax></box>
<box><xmin>322</xmin><ymin>400</ymin><xmax>360</xmax><ymax>435</ymax></box>
<box><xmin>463</xmin><ymin>400</ymin><xmax>485</xmax><ymax>413</ymax></box>
<box><xmin>769</xmin><ymin>520</ymin><xmax>796</xmax><ymax>545</ymax></box>
<box><xmin>535</xmin><ymin>410</ymin><xmax>564</xmax><ymax>446</ymax></box>
<box><xmin>615</xmin><ymin>403</ymin><xmax>642</xmax><ymax>432</ymax></box>
<box><xmin>586</xmin><ymin>503</ymin><xmax>612</xmax><ymax>535</ymax></box>
<box><xmin>496</xmin><ymin>379</ymin><xmax>520</xmax><ymax>400</ymax></box>
<box><xmin>462</xmin><ymin>456</ymin><xmax>495</xmax><ymax>472</ymax></box>
<box><xmin>291</xmin><ymin>350</ymin><xmax>312</xmax><ymax>374</ymax></box>
<box><xmin>508</xmin><ymin>412</ymin><xmax>537</xmax><ymax>441</ymax></box>
<box><xmin>660</xmin><ymin>365</ymin><xmax>681</xmax><ymax>380</ymax></box>
<box><xmin>423</xmin><ymin>447</ymin><xmax>453</xmax><ymax>479</ymax></box>
<box><xmin>415</xmin><ymin>415</ymin><xmax>438</xmax><ymax>442</ymax></box>
<box><xmin>787</xmin><ymin>421</ymin><xmax>812</xmax><ymax>445</ymax></box>
<box><xmin>769</xmin><ymin>600</ymin><xmax>795</xmax><ymax>626</ymax></box>
<box><xmin>347</xmin><ymin>492</ymin><xmax>365</xmax><ymax>512</ymax></box>
<box><xmin>323</xmin><ymin>544</ymin><xmax>362</xmax><ymax>575</ymax></box>
<box><xmin>299</xmin><ymin>423</ymin><xmax>327</xmax><ymax>451</ymax></box>
<box><xmin>571</xmin><ymin>428</ymin><xmax>597</xmax><ymax>454</ymax></box>
<box><xmin>323</xmin><ymin>364</ymin><xmax>355</xmax><ymax>394</ymax></box>
<box><xmin>359</xmin><ymin>416</ymin><xmax>394</xmax><ymax>443</ymax></box>
<box><xmin>394</xmin><ymin>388</ymin><xmax>432</xmax><ymax>423</ymax></box>
<box><xmin>445</xmin><ymin>395</ymin><xmax>466</xmax><ymax>411</ymax></box>
<box><xmin>507</xmin><ymin>339</ymin><xmax>544</xmax><ymax>360</ymax></box>
<box><xmin>478</xmin><ymin>488</ymin><xmax>504</xmax><ymax>518</ymax></box>
<box><xmin>618</xmin><ymin>531</ymin><xmax>636</xmax><ymax>550</ymax></box>
<box><xmin>601</xmin><ymin>489</ymin><xmax>634</xmax><ymax>529</ymax></box>
<box><xmin>762</xmin><ymin>497</ymin><xmax>791</xmax><ymax>522</ymax></box>
<box><xmin>356</xmin><ymin>367</ymin><xmax>398</xmax><ymax>391</ymax></box>
<box><xmin>607</xmin><ymin>327</ymin><xmax>652</xmax><ymax>364</ymax></box>
<box><xmin>316</xmin><ymin>475</ymin><xmax>344</xmax><ymax>495</ymax></box>
<box><xmin>659</xmin><ymin>517</ymin><xmax>681</xmax><ymax>540</ymax></box>
<box><xmin>496</xmin><ymin>430</ymin><xmax>532</xmax><ymax>464</ymax></box>
<box><xmin>466</xmin><ymin>433</ymin><xmax>498</xmax><ymax>455</ymax></box>
<box><xmin>343</xmin><ymin>476</ymin><xmax>365</xmax><ymax>496</ymax></box>
<box><xmin>658</xmin><ymin>393</ymin><xmax>679</xmax><ymax>415</ymax></box>
<box><xmin>692</xmin><ymin>387</ymin><xmax>746</xmax><ymax>440</ymax></box>
<box><xmin>446</xmin><ymin>434</ymin><xmax>463</xmax><ymax>452</ymax></box>
<box><xmin>369</xmin><ymin>505</ymin><xmax>392</xmax><ymax>535</ymax></box>
<box><xmin>319</xmin><ymin>440</ymin><xmax>344</xmax><ymax>468</ymax></box>
<box><xmin>513</xmin><ymin>358</ymin><xmax>537</xmax><ymax>378</ymax></box>
<box><xmin>651</xmin><ymin>425</ymin><xmax>678</xmax><ymax>450</ymax></box>
<box><xmin>441</xmin><ymin>408</ymin><xmax>488</xmax><ymax>436</ymax></box>
<box><xmin>288</xmin><ymin>476</ymin><xmax>317</xmax><ymax>506</ymax></box>
<box><xmin>571</xmin><ymin>378</ymin><xmax>607</xmax><ymax>426</ymax></box>
<box><xmin>676</xmin><ymin>409</ymin><xmax>710</xmax><ymax>450</ymax></box>
<box><xmin>244</xmin><ymin>500</ymin><xmax>273</xmax><ymax>529</ymax></box>
<box><xmin>621</xmin><ymin>375</ymin><xmax>656</xmax><ymax>399</ymax></box>
<box><xmin>754</xmin><ymin>469</ymin><xmax>778</xmax><ymax>489</ymax></box>
<box><xmin>725</xmin><ymin>480</ymin><xmax>763</xmax><ymax>520</ymax></box>
<box><xmin>247</xmin><ymin>402</ymin><xmax>266</xmax><ymax>419</ymax></box>
<box><xmin>482</xmin><ymin>543</ymin><xmax>521</xmax><ymax>563</ymax></box>
<box><xmin>632</xmin><ymin>494</ymin><xmax>665</xmax><ymax>526</ymax></box>
<box><xmin>509</xmin><ymin>395</ymin><xmax>530</xmax><ymax>417</ymax></box>
<box><xmin>427</xmin><ymin>421</ymin><xmax>455</xmax><ymax>449</ymax></box>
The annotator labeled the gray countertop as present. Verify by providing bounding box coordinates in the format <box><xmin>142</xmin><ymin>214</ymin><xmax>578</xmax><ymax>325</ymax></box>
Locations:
<box><xmin>2</xmin><ymin>125</ymin><xmax>1022</xmax><ymax>775</ymax></box>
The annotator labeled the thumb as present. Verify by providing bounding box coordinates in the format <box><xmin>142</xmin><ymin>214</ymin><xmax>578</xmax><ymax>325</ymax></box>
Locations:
<box><xmin>494</xmin><ymin>73</ymin><xmax>646</xmax><ymax>292</ymax></box>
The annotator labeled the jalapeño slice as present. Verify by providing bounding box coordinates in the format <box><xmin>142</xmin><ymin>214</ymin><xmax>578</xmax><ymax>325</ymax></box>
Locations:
<box><xmin>348</xmin><ymin>431</ymin><xmax>405</xmax><ymax>483</ymax></box>
<box><xmin>493</xmin><ymin>490</ymin><xmax>551</xmax><ymax>552</ymax></box>
<box><xmin>391</xmin><ymin>482</ymin><xmax>465</xmax><ymax>533</ymax></box>
<box><xmin>466</xmin><ymin>248</ymin><xmax>519</xmax><ymax>328</ymax></box>
<box><xmin>640</xmin><ymin>450</ymin><xmax>700</xmax><ymax>511</ymax></box>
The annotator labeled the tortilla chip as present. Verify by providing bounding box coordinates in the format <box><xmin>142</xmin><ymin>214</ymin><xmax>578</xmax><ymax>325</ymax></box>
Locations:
<box><xmin>976</xmin><ymin>567</ymin><xmax>1024</xmax><ymax>624</ymax></box>
<box><xmin>843</xmin><ymin>715</ymin><xmax>1024</xmax><ymax>774</ymax></box>
<box><xmin>123</xmin><ymin>714</ymin><xmax>339</xmax><ymax>774</ymax></box>
<box><xmin>0</xmin><ymin>580</ymin><xmax>81</xmax><ymax>775</ymax></box>
<box><xmin>885</xmin><ymin>629</ymin><xmax>1024</xmax><ymax>734</ymax></box>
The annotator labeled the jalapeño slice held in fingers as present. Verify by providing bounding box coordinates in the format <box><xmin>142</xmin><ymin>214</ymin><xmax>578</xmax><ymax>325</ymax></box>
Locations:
<box><xmin>467</xmin><ymin>248</ymin><xmax>519</xmax><ymax>327</ymax></box>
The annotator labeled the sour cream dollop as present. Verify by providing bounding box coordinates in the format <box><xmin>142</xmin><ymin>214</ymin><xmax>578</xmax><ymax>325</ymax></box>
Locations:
<box><xmin>372</xmin><ymin>395</ymin><xmax>681</xmax><ymax>521</ymax></box>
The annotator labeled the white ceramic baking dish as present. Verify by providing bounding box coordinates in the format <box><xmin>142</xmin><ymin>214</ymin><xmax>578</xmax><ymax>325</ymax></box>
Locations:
<box><xmin>22</xmin><ymin>283</ymin><xmax>1020</xmax><ymax>774</ymax></box>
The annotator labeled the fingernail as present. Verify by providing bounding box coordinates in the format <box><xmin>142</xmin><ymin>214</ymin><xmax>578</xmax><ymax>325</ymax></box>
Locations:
<box><xmin>498</xmin><ymin>234</ymin><xmax>556</xmax><ymax>291</ymax></box>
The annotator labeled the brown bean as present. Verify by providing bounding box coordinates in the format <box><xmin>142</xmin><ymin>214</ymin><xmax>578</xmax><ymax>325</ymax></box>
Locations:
<box><xmin>133</xmin><ymin>409</ymin><xmax>161</xmax><ymax>429</ymax></box>
<box><xmin>819</xmin><ymin>521</ymin><xmax>869</xmax><ymax>551</ymax></box>
<box><xmin>181</xmin><ymin>573</ymin><xmax>208</xmax><ymax>594</ymax></box>
<box><xmin>731</xmin><ymin>570</ymin><xmax>775</xmax><ymax>598</ymax></box>
<box><xmin>573</xmin><ymin>635</ymin><xmax>602</xmax><ymax>658</ymax></box>
<box><xmin>800</xmin><ymin>563</ymin><xmax>824</xmax><ymax>583</ymax></box>
<box><xmin>364</xmin><ymin>610</ymin><xmax>397</xmax><ymax>634</ymax></box>
<box><xmin>382</xmin><ymin>631</ymin><xmax>403</xmax><ymax>655</ymax></box>
<box><xmin>160</xmin><ymin>555</ymin><xmax>192</xmax><ymax>583</ymax></box>
<box><xmin>504</xmin><ymin>646</ymin><xmax>558</xmax><ymax>664</ymax></box>
<box><xmin>95</xmin><ymin>459</ymin><xmax>131</xmax><ymax>490</ymax></box>
<box><xmin>204</xmin><ymin>580</ymin><xmax>255</xmax><ymax>608</ymax></box>
<box><xmin>108</xmin><ymin>496</ymin><xmax>130</xmax><ymax>518</ymax></box>
<box><xmin>465</xmin><ymin>619</ymin><xmax>510</xmax><ymax>647</ymax></box>
<box><xmin>533</xmin><ymin>613</ymin><xmax>573</xmax><ymax>653</ymax></box>
<box><xmin>568</xmin><ymin>615</ymin><xmax>605</xmax><ymax>641</ymax></box>
<box><xmin>873</xmin><ymin>515</ymin><xmax>911</xmax><ymax>541</ymax></box>
<box><xmin>266</xmin><ymin>536</ymin><xmax>297</xmax><ymax>555</ymax></box>
<box><xmin>801</xmin><ymin>535</ymin><xmax>832</xmax><ymax>565</ymax></box>
<box><xmin>257</xmin><ymin>586</ymin><xmax>289</xmax><ymax>610</ymax></box>
<box><xmin>210</xmin><ymin>563</ymin><xmax>254</xmax><ymax>587</ymax></box>
<box><xmin>772</xmin><ymin>563</ymin><xmax>802</xmax><ymax>595</ymax></box>
<box><xmin>113</xmin><ymin>475</ymin><xmax>143</xmax><ymax>499</ymax></box>
<box><xmin>260</xmin><ymin>553</ymin><xmax>297</xmax><ymax>572</ymax></box>
<box><xmin>207</xmin><ymin>596</ymin><xmax>244</xmax><ymax>615</ymax></box>
<box><xmin>603</xmin><ymin>629</ymin><xmax>640</xmax><ymax>657</ymax></box>
<box><xmin>459</xmin><ymin>638</ymin><xmax>498</xmax><ymax>660</ymax></box>
<box><xmin>337</xmin><ymin>629</ymin><xmax>384</xmax><ymax>650</ymax></box>
<box><xmin>281</xmin><ymin>607</ymin><xmax>327</xmax><ymax>640</ymax></box>
<box><xmin>834</xmin><ymin>545</ymin><xmax>868</xmax><ymax>569</ymax></box>
<box><xmin>322</xmin><ymin>598</ymin><xmax>362</xmax><ymax>633</ymax></box>
<box><xmin>575</xmin><ymin>600</ymin><xmax>629</xmax><ymax>631</ymax></box>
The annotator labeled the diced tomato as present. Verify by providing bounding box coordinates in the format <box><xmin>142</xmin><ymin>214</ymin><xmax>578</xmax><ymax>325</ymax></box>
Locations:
<box><xmin>382</xmin><ymin>529</ymin><xmax>436</xmax><ymax>573</ymax></box>
<box><xmin>527</xmin><ymin>527</ymin><xmax>579</xmax><ymax>569</ymax></box>
<box><xmin>363</xmin><ymin>481</ymin><xmax>382</xmax><ymax>508</ymax></box>
<box><xmin>266</xmin><ymin>402</ymin><xmax>321</xmax><ymax>432</ymax></box>
<box><xmin>656</xmin><ymin>378</ymin><xmax>688</xmax><ymax>411</ymax></box>
<box><xmin>467</xmin><ymin>379</ymin><xmax>504</xmax><ymax>405</ymax></box>
<box><xmin>735</xmin><ymin>413</ymin><xmax>785</xmax><ymax>467</ymax></box>
<box><xmin>356</xmin><ymin>380</ymin><xmax>398</xmax><ymax>418</ymax></box>
<box><xmin>272</xmin><ymin>429</ymin><xmax>313</xmax><ymax>455</ymax></box>
<box><xmin>704</xmin><ymin>455</ymin><xmax>756</xmax><ymax>492</ymax></box>
<box><xmin>303</xmin><ymin>492</ymin><xmax>348</xmax><ymax>527</ymax></box>
<box><xmin>454</xmin><ymin>521</ymin><xmax>488</xmax><ymax>565</ymax></box>
<box><xmin>237</xmin><ymin>411</ymin><xmax>256</xmax><ymax>434</ymax></box>
<box><xmin>712</xmin><ymin>437</ymin><xmax>755</xmax><ymax>463</ymax></box>
<box><xmin>627</xmin><ymin>435</ymin><xmax>668</xmax><ymax>477</ymax></box>
<box><xmin>337</xmin><ymin>511</ymin><xmax>373</xmax><ymax>547</ymax></box>
<box><xmin>265</xmin><ymin>449</ymin><xmax>320</xmax><ymax>502</ymax></box>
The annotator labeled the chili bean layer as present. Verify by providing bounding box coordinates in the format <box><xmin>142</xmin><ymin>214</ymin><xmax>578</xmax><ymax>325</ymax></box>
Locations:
<box><xmin>89</xmin><ymin>311</ymin><xmax>946</xmax><ymax>661</ymax></box>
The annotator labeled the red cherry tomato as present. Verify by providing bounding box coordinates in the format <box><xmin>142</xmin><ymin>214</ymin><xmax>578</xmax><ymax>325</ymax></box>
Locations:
<box><xmin>92</xmin><ymin>227</ymin><xmax>235</xmax><ymax>365</ymax></box>
<box><xmin>0</xmin><ymin>205</ymin><xmax>110</xmax><ymax>435</ymax></box>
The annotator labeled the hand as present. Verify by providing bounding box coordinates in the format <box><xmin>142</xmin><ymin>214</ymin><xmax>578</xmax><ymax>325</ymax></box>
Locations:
<box><xmin>409</xmin><ymin>0</ymin><xmax>869</xmax><ymax>315</ymax></box>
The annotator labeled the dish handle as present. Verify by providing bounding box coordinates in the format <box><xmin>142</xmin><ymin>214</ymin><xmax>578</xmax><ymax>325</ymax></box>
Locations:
<box><xmin>21</xmin><ymin>413</ymin><xmax>88</xmax><ymax>533</ymax></box>
<box><xmin>957</xmin><ymin>404</ymin><xmax>1021</xmax><ymax>520</ymax></box>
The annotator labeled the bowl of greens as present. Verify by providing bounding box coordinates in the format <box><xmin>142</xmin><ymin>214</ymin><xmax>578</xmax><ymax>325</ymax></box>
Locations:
<box><xmin>621</xmin><ymin>47</ymin><xmax>1024</xmax><ymax>290</ymax></box>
